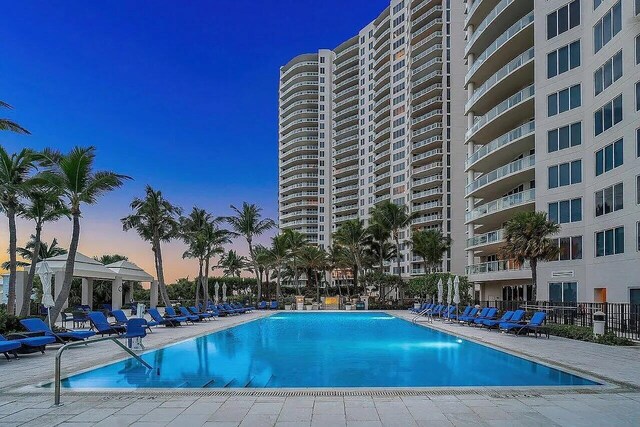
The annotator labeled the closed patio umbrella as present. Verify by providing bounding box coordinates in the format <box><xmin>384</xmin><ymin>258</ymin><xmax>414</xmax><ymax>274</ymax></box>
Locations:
<box><xmin>214</xmin><ymin>282</ymin><xmax>220</xmax><ymax>304</ymax></box>
<box><xmin>453</xmin><ymin>275</ymin><xmax>460</xmax><ymax>322</ymax></box>
<box><xmin>437</xmin><ymin>279</ymin><xmax>443</xmax><ymax>304</ymax></box>
<box><xmin>37</xmin><ymin>261</ymin><xmax>54</xmax><ymax>328</ymax></box>
<box><xmin>222</xmin><ymin>282</ymin><xmax>227</xmax><ymax>303</ymax></box>
<box><xmin>446</xmin><ymin>277</ymin><xmax>453</xmax><ymax>321</ymax></box>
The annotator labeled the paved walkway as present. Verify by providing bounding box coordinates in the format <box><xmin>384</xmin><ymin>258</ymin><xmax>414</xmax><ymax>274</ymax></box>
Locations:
<box><xmin>0</xmin><ymin>310</ymin><xmax>639</xmax><ymax>426</ymax></box>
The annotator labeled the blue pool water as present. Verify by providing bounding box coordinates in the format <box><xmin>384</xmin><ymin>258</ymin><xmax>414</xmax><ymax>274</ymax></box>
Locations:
<box><xmin>60</xmin><ymin>312</ymin><xmax>597</xmax><ymax>388</ymax></box>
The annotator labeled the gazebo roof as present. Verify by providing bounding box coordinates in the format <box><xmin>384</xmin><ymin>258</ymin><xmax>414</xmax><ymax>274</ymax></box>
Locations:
<box><xmin>37</xmin><ymin>252</ymin><xmax>116</xmax><ymax>280</ymax></box>
<box><xmin>106</xmin><ymin>260</ymin><xmax>154</xmax><ymax>282</ymax></box>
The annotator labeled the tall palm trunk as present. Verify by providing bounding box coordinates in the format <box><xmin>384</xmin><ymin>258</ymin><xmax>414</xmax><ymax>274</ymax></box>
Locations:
<box><xmin>276</xmin><ymin>265</ymin><xmax>282</xmax><ymax>299</ymax></box>
<box><xmin>6</xmin><ymin>206</ymin><xmax>17</xmax><ymax>314</ymax></box>
<box><xmin>248</xmin><ymin>239</ymin><xmax>262</xmax><ymax>301</ymax></box>
<box><xmin>153</xmin><ymin>234</ymin><xmax>171</xmax><ymax>306</ymax></box>
<box><xmin>530</xmin><ymin>258</ymin><xmax>538</xmax><ymax>302</ymax></box>
<box><xmin>265</xmin><ymin>270</ymin><xmax>270</xmax><ymax>300</ymax></box>
<box><xmin>19</xmin><ymin>223</ymin><xmax>42</xmax><ymax>317</ymax></box>
<box><xmin>195</xmin><ymin>259</ymin><xmax>203</xmax><ymax>308</ymax></box>
<box><xmin>394</xmin><ymin>233</ymin><xmax>401</xmax><ymax>279</ymax></box>
<box><xmin>50</xmin><ymin>212</ymin><xmax>80</xmax><ymax>322</ymax></box>
<box><xmin>315</xmin><ymin>270</ymin><xmax>320</xmax><ymax>303</ymax></box>
<box><xmin>204</xmin><ymin>257</ymin><xmax>210</xmax><ymax>306</ymax></box>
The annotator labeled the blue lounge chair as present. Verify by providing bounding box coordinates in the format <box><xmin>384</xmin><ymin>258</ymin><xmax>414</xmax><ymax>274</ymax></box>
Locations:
<box><xmin>483</xmin><ymin>309</ymin><xmax>524</xmax><ymax>329</ymax></box>
<box><xmin>113</xmin><ymin>309</ymin><xmax>157</xmax><ymax>331</ymax></box>
<box><xmin>218</xmin><ymin>304</ymin><xmax>240</xmax><ymax>315</ymax></box>
<box><xmin>257</xmin><ymin>301</ymin><xmax>268</xmax><ymax>310</ymax></box>
<box><xmin>472</xmin><ymin>307</ymin><xmax>498</xmax><ymax>325</ymax></box>
<box><xmin>164</xmin><ymin>306</ymin><xmax>191</xmax><ymax>323</ymax></box>
<box><xmin>450</xmin><ymin>306</ymin><xmax>472</xmax><ymax>320</ymax></box>
<box><xmin>189</xmin><ymin>306</ymin><xmax>215</xmax><ymax>321</ymax></box>
<box><xmin>458</xmin><ymin>307</ymin><xmax>481</xmax><ymax>322</ymax></box>
<box><xmin>224</xmin><ymin>303</ymin><xmax>244</xmax><ymax>314</ymax></box>
<box><xmin>178</xmin><ymin>306</ymin><xmax>202</xmax><ymax>322</ymax></box>
<box><xmin>88</xmin><ymin>312</ymin><xmax>126</xmax><ymax>336</ymax></box>
<box><xmin>148</xmin><ymin>308</ymin><xmax>181</xmax><ymax>327</ymax></box>
<box><xmin>228</xmin><ymin>303</ymin><xmax>248</xmax><ymax>313</ymax></box>
<box><xmin>410</xmin><ymin>303</ymin><xmax>429</xmax><ymax>313</ymax></box>
<box><xmin>20</xmin><ymin>318</ymin><xmax>96</xmax><ymax>342</ymax></box>
<box><xmin>269</xmin><ymin>300</ymin><xmax>279</xmax><ymax>310</ymax></box>
<box><xmin>1</xmin><ymin>334</ymin><xmax>56</xmax><ymax>355</ymax></box>
<box><xmin>123</xmin><ymin>318</ymin><xmax>148</xmax><ymax>349</ymax></box>
<box><xmin>501</xmin><ymin>311</ymin><xmax>548</xmax><ymax>337</ymax></box>
<box><xmin>0</xmin><ymin>339</ymin><xmax>21</xmax><ymax>360</ymax></box>
<box><xmin>482</xmin><ymin>311</ymin><xmax>514</xmax><ymax>329</ymax></box>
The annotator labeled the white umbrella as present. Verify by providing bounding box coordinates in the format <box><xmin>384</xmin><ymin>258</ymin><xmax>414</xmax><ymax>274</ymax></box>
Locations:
<box><xmin>214</xmin><ymin>282</ymin><xmax>220</xmax><ymax>304</ymax></box>
<box><xmin>446</xmin><ymin>277</ymin><xmax>453</xmax><ymax>320</ymax></box>
<box><xmin>222</xmin><ymin>282</ymin><xmax>227</xmax><ymax>303</ymax></box>
<box><xmin>37</xmin><ymin>261</ymin><xmax>54</xmax><ymax>328</ymax></box>
<box><xmin>453</xmin><ymin>276</ymin><xmax>460</xmax><ymax>304</ymax></box>
<box><xmin>437</xmin><ymin>279</ymin><xmax>443</xmax><ymax>304</ymax></box>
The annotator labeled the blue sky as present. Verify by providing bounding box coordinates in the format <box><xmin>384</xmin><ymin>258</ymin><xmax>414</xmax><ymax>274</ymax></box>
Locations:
<box><xmin>0</xmin><ymin>0</ymin><xmax>389</xmax><ymax>281</ymax></box>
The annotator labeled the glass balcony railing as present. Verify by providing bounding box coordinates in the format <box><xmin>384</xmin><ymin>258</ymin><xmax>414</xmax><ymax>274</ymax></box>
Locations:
<box><xmin>465</xmin><ymin>154</ymin><xmax>535</xmax><ymax>195</ymax></box>
<box><xmin>466</xmin><ymin>47</ymin><xmax>534</xmax><ymax>111</ymax></box>
<box><xmin>465</xmin><ymin>0</ymin><xmax>516</xmax><ymax>56</ymax></box>
<box><xmin>466</xmin><ymin>84</ymin><xmax>535</xmax><ymax>139</ymax></box>
<box><xmin>465</xmin><ymin>188</ymin><xmax>535</xmax><ymax>222</ymax></box>
<box><xmin>465</xmin><ymin>12</ymin><xmax>534</xmax><ymax>83</ymax></box>
<box><xmin>465</xmin><ymin>121</ymin><xmax>535</xmax><ymax>169</ymax></box>
<box><xmin>466</xmin><ymin>229</ymin><xmax>504</xmax><ymax>249</ymax></box>
<box><xmin>466</xmin><ymin>259</ymin><xmax>530</xmax><ymax>275</ymax></box>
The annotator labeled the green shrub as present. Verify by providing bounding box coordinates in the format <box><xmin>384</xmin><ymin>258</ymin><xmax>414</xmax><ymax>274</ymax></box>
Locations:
<box><xmin>0</xmin><ymin>306</ymin><xmax>24</xmax><ymax>334</ymax></box>
<box><xmin>545</xmin><ymin>324</ymin><xmax>634</xmax><ymax>346</ymax></box>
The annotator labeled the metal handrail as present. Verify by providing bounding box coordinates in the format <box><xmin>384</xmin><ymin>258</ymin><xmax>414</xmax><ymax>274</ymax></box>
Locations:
<box><xmin>413</xmin><ymin>307</ymin><xmax>433</xmax><ymax>323</ymax></box>
<box><xmin>54</xmin><ymin>336</ymin><xmax>154</xmax><ymax>405</ymax></box>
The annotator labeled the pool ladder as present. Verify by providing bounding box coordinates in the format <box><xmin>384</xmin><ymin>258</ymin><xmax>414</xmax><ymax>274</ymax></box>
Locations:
<box><xmin>412</xmin><ymin>307</ymin><xmax>433</xmax><ymax>323</ymax></box>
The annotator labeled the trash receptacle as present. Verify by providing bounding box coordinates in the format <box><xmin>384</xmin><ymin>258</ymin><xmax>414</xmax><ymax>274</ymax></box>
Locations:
<box><xmin>356</xmin><ymin>301</ymin><xmax>365</xmax><ymax>310</ymax></box>
<box><xmin>593</xmin><ymin>311</ymin><xmax>606</xmax><ymax>336</ymax></box>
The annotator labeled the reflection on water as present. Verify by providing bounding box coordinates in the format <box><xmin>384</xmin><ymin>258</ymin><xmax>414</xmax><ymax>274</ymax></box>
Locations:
<box><xmin>61</xmin><ymin>312</ymin><xmax>598</xmax><ymax>388</ymax></box>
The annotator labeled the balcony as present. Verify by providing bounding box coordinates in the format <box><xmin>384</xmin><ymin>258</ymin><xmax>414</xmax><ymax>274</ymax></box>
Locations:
<box><xmin>280</xmin><ymin>79</ymin><xmax>318</xmax><ymax>101</ymax></box>
<box><xmin>334</xmin><ymin>204</ymin><xmax>358</xmax><ymax>214</ymax></box>
<box><xmin>411</xmin><ymin>31</ymin><xmax>443</xmax><ymax>58</ymax></box>
<box><xmin>413</xmin><ymin>161</ymin><xmax>443</xmax><ymax>178</ymax></box>
<box><xmin>411</xmin><ymin>18</ymin><xmax>443</xmax><ymax>44</ymax></box>
<box><xmin>465</xmin><ymin>188</ymin><xmax>535</xmax><ymax>227</ymax></box>
<box><xmin>333</xmin><ymin>183</ymin><xmax>358</xmax><ymax>196</ymax></box>
<box><xmin>465</xmin><ymin>0</ymin><xmax>529</xmax><ymax>58</ymax></box>
<box><xmin>465</xmin><ymin>121</ymin><xmax>535</xmax><ymax>172</ymax></box>
<box><xmin>334</xmin><ymin>154</ymin><xmax>359</xmax><ymax>168</ymax></box>
<box><xmin>280</xmin><ymin>98</ymin><xmax>318</xmax><ymax>118</ymax></box>
<box><xmin>411</xmin><ymin>83</ymin><xmax>443</xmax><ymax>104</ymax></box>
<box><xmin>412</xmin><ymin>147</ymin><xmax>443</xmax><ymax>165</ymax></box>
<box><xmin>413</xmin><ymin>134</ymin><xmax>443</xmax><ymax>154</ymax></box>
<box><xmin>412</xmin><ymin>213</ymin><xmax>443</xmax><ymax>226</ymax></box>
<box><xmin>466</xmin><ymin>229</ymin><xmax>505</xmax><ymax>252</ymax></box>
<box><xmin>334</xmin><ymin>173</ymin><xmax>358</xmax><ymax>185</ymax></box>
<box><xmin>411</xmin><ymin>107</ymin><xmax>442</xmax><ymax>126</ymax></box>
<box><xmin>280</xmin><ymin>90</ymin><xmax>319</xmax><ymax>111</ymax></box>
<box><xmin>466</xmin><ymin>154</ymin><xmax>535</xmax><ymax>198</ymax></box>
<box><xmin>280</xmin><ymin>154</ymin><xmax>318</xmax><ymax>168</ymax></box>
<box><xmin>412</xmin><ymin>173</ymin><xmax>443</xmax><ymax>190</ymax></box>
<box><xmin>281</xmin><ymin>61</ymin><xmax>317</xmax><ymax>83</ymax></box>
<box><xmin>280</xmin><ymin>108</ymin><xmax>319</xmax><ymax>127</ymax></box>
<box><xmin>465</xmin><ymin>84</ymin><xmax>535</xmax><ymax>144</ymax></box>
<box><xmin>411</xmin><ymin>199</ymin><xmax>443</xmax><ymax>213</ymax></box>
<box><xmin>411</xmin><ymin>186</ymin><xmax>443</xmax><ymax>202</ymax></box>
<box><xmin>280</xmin><ymin>163</ymin><xmax>317</xmax><ymax>178</ymax></box>
<box><xmin>411</xmin><ymin>70</ymin><xmax>442</xmax><ymax>90</ymax></box>
<box><xmin>466</xmin><ymin>259</ymin><xmax>531</xmax><ymax>282</ymax></box>
<box><xmin>280</xmin><ymin>181</ymin><xmax>317</xmax><ymax>195</ymax></box>
<box><xmin>280</xmin><ymin>172</ymin><xmax>318</xmax><ymax>186</ymax></box>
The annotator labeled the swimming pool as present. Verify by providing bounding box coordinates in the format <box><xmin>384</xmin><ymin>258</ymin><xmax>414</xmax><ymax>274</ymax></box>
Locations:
<box><xmin>59</xmin><ymin>312</ymin><xmax>597</xmax><ymax>388</ymax></box>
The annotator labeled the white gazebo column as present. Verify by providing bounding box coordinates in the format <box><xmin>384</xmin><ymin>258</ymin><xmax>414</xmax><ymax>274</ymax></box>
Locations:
<box><xmin>150</xmin><ymin>280</ymin><xmax>159</xmax><ymax>308</ymax></box>
<box><xmin>111</xmin><ymin>277</ymin><xmax>123</xmax><ymax>310</ymax></box>
<box><xmin>123</xmin><ymin>282</ymin><xmax>132</xmax><ymax>305</ymax></box>
<box><xmin>81</xmin><ymin>278</ymin><xmax>94</xmax><ymax>308</ymax></box>
<box><xmin>54</xmin><ymin>271</ymin><xmax>69</xmax><ymax>310</ymax></box>
<box><xmin>14</xmin><ymin>270</ymin><xmax>27</xmax><ymax>315</ymax></box>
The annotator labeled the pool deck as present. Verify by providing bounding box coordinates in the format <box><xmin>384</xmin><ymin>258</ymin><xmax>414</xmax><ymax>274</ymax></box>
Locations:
<box><xmin>0</xmin><ymin>309</ymin><xmax>638</xmax><ymax>426</ymax></box>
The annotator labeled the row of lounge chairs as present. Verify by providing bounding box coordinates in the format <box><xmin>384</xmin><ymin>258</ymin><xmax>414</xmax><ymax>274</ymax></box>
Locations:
<box><xmin>410</xmin><ymin>303</ymin><xmax>548</xmax><ymax>337</ymax></box>
<box><xmin>257</xmin><ymin>301</ymin><xmax>279</xmax><ymax>310</ymax></box>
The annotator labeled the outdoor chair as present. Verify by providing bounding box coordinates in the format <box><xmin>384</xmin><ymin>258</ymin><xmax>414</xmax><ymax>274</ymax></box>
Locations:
<box><xmin>0</xmin><ymin>334</ymin><xmax>56</xmax><ymax>355</ymax></box>
<box><xmin>472</xmin><ymin>307</ymin><xmax>498</xmax><ymax>325</ymax></box>
<box><xmin>178</xmin><ymin>306</ymin><xmax>202</xmax><ymax>322</ymax></box>
<box><xmin>148</xmin><ymin>308</ymin><xmax>181</xmax><ymax>327</ymax></box>
<box><xmin>450</xmin><ymin>306</ymin><xmax>472</xmax><ymax>320</ymax></box>
<box><xmin>501</xmin><ymin>312</ymin><xmax>548</xmax><ymax>337</ymax></box>
<box><xmin>88</xmin><ymin>312</ymin><xmax>126</xmax><ymax>336</ymax></box>
<box><xmin>189</xmin><ymin>306</ymin><xmax>215</xmax><ymax>320</ymax></box>
<box><xmin>0</xmin><ymin>339</ymin><xmax>21</xmax><ymax>360</ymax></box>
<box><xmin>20</xmin><ymin>318</ymin><xmax>95</xmax><ymax>343</ymax></box>
<box><xmin>484</xmin><ymin>309</ymin><xmax>524</xmax><ymax>329</ymax></box>
<box><xmin>458</xmin><ymin>307</ymin><xmax>481</xmax><ymax>323</ymax></box>
<box><xmin>122</xmin><ymin>318</ymin><xmax>148</xmax><ymax>349</ymax></box>
<box><xmin>164</xmin><ymin>306</ymin><xmax>191</xmax><ymax>324</ymax></box>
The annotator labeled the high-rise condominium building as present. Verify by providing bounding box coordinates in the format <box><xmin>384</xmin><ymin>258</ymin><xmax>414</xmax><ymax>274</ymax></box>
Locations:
<box><xmin>464</xmin><ymin>0</ymin><xmax>640</xmax><ymax>303</ymax></box>
<box><xmin>278</xmin><ymin>0</ymin><xmax>467</xmax><ymax>280</ymax></box>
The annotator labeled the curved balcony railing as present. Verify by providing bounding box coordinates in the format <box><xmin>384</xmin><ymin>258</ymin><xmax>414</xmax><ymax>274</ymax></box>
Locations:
<box><xmin>465</xmin><ymin>0</ymin><xmax>516</xmax><ymax>56</ymax></box>
<box><xmin>412</xmin><ymin>43</ymin><xmax>443</xmax><ymax>64</ymax></box>
<box><xmin>466</xmin><ymin>84</ymin><xmax>535</xmax><ymax>140</ymax></box>
<box><xmin>465</xmin><ymin>188</ymin><xmax>535</xmax><ymax>222</ymax></box>
<box><xmin>412</xmin><ymin>18</ymin><xmax>443</xmax><ymax>40</ymax></box>
<box><xmin>412</xmin><ymin>31</ymin><xmax>443</xmax><ymax>57</ymax></box>
<box><xmin>413</xmin><ymin>161</ymin><xmax>443</xmax><ymax>175</ymax></box>
<box><xmin>413</xmin><ymin>147</ymin><xmax>443</xmax><ymax>162</ymax></box>
<box><xmin>466</xmin><ymin>12</ymin><xmax>534</xmax><ymax>83</ymax></box>
<box><xmin>466</xmin><ymin>229</ymin><xmax>504</xmax><ymax>249</ymax></box>
<box><xmin>465</xmin><ymin>154</ymin><xmax>535</xmax><ymax>195</ymax></box>
<box><xmin>334</xmin><ymin>174</ymin><xmax>358</xmax><ymax>185</ymax></box>
<box><xmin>412</xmin><ymin>96</ymin><xmax>443</xmax><ymax>114</ymax></box>
<box><xmin>411</xmin><ymin>70</ymin><xmax>443</xmax><ymax>89</ymax></box>
<box><xmin>466</xmin><ymin>259</ymin><xmax>530</xmax><ymax>275</ymax></box>
<box><xmin>412</xmin><ymin>200</ymin><xmax>443</xmax><ymax>212</ymax></box>
<box><xmin>465</xmin><ymin>121</ymin><xmax>535</xmax><ymax>169</ymax></box>
<box><xmin>466</xmin><ymin>47</ymin><xmax>535</xmax><ymax>112</ymax></box>
<box><xmin>281</xmin><ymin>61</ymin><xmax>317</xmax><ymax>81</ymax></box>
<box><xmin>412</xmin><ymin>173</ymin><xmax>443</xmax><ymax>187</ymax></box>
<box><xmin>411</xmin><ymin>186</ymin><xmax>443</xmax><ymax>200</ymax></box>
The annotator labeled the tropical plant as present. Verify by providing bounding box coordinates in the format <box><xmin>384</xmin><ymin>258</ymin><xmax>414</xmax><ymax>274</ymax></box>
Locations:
<box><xmin>0</xmin><ymin>146</ymin><xmax>39</xmax><ymax>314</ymax></box>
<box><xmin>0</xmin><ymin>101</ymin><xmax>30</xmax><ymax>134</ymax></box>
<box><xmin>121</xmin><ymin>185</ymin><xmax>181</xmax><ymax>307</ymax></box>
<box><xmin>39</xmin><ymin>146</ymin><xmax>130</xmax><ymax>322</ymax></box>
<box><xmin>282</xmin><ymin>229</ymin><xmax>307</xmax><ymax>294</ymax></box>
<box><xmin>9</xmin><ymin>237</ymin><xmax>67</xmax><ymax>267</ymax></box>
<box><xmin>254</xmin><ymin>245</ymin><xmax>273</xmax><ymax>299</ymax></box>
<box><xmin>367</xmin><ymin>222</ymin><xmax>392</xmax><ymax>272</ymax></box>
<box><xmin>297</xmin><ymin>245</ymin><xmax>327</xmax><ymax>302</ymax></box>
<box><xmin>409</xmin><ymin>229</ymin><xmax>451</xmax><ymax>274</ymax></box>
<box><xmin>218</xmin><ymin>250</ymin><xmax>247</xmax><ymax>277</ymax></box>
<box><xmin>224</xmin><ymin>202</ymin><xmax>275</xmax><ymax>300</ymax></box>
<box><xmin>501</xmin><ymin>211</ymin><xmax>560</xmax><ymax>301</ymax></box>
<box><xmin>92</xmin><ymin>254</ymin><xmax>128</xmax><ymax>307</ymax></box>
<box><xmin>17</xmin><ymin>190</ymin><xmax>69</xmax><ymax>316</ymax></box>
<box><xmin>326</xmin><ymin>244</ymin><xmax>350</xmax><ymax>296</ymax></box>
<box><xmin>370</xmin><ymin>201</ymin><xmax>415</xmax><ymax>280</ymax></box>
<box><xmin>269</xmin><ymin>233</ymin><xmax>289</xmax><ymax>299</ymax></box>
<box><xmin>406</xmin><ymin>273</ymin><xmax>471</xmax><ymax>304</ymax></box>
<box><xmin>333</xmin><ymin>219</ymin><xmax>370</xmax><ymax>293</ymax></box>
<box><xmin>202</xmin><ymin>223</ymin><xmax>231</xmax><ymax>304</ymax></box>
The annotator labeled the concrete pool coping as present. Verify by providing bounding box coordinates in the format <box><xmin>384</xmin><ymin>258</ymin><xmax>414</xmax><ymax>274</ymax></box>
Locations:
<box><xmin>9</xmin><ymin>309</ymin><xmax>634</xmax><ymax>399</ymax></box>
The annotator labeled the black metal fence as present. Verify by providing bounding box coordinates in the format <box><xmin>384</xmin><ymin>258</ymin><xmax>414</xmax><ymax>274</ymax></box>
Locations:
<box><xmin>475</xmin><ymin>300</ymin><xmax>640</xmax><ymax>341</ymax></box>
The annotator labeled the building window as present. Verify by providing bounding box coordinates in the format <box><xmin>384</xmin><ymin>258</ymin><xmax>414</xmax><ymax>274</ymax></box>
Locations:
<box><xmin>549</xmin><ymin>198</ymin><xmax>582</xmax><ymax>224</ymax></box>
<box><xmin>548</xmin><ymin>40</ymin><xmax>581</xmax><ymax>78</ymax></box>
<box><xmin>595</xmin><ymin>138</ymin><xmax>623</xmax><ymax>176</ymax></box>
<box><xmin>637</xmin><ymin>222</ymin><xmax>640</xmax><ymax>252</ymax></box>
<box><xmin>594</xmin><ymin>50</ymin><xmax>622</xmax><ymax>96</ymax></box>
<box><xmin>547</xmin><ymin>0</ymin><xmax>581</xmax><ymax>40</ymax></box>
<box><xmin>548</xmin><ymin>122</ymin><xmax>581</xmax><ymax>152</ymax></box>
<box><xmin>636</xmin><ymin>0</ymin><xmax>640</xmax><ymax>15</ymax></box>
<box><xmin>595</xmin><ymin>226</ymin><xmax>625</xmax><ymax>256</ymax></box>
<box><xmin>637</xmin><ymin>128</ymin><xmax>640</xmax><ymax>157</ymax></box>
<box><xmin>637</xmin><ymin>35</ymin><xmax>640</xmax><ymax>65</ymax></box>
<box><xmin>549</xmin><ymin>282</ymin><xmax>578</xmax><ymax>303</ymax></box>
<box><xmin>594</xmin><ymin>1</ymin><xmax>622</xmax><ymax>53</ymax></box>
<box><xmin>553</xmin><ymin>236</ymin><xmax>583</xmax><ymax>261</ymax></box>
<box><xmin>548</xmin><ymin>84</ymin><xmax>581</xmax><ymax>117</ymax></box>
<box><xmin>594</xmin><ymin>94</ymin><xmax>622</xmax><ymax>136</ymax></box>
<box><xmin>637</xmin><ymin>82</ymin><xmax>640</xmax><ymax>111</ymax></box>
<box><xmin>548</xmin><ymin>160</ymin><xmax>582</xmax><ymax>188</ymax></box>
<box><xmin>637</xmin><ymin>175</ymin><xmax>640</xmax><ymax>205</ymax></box>
<box><xmin>595</xmin><ymin>182</ymin><xmax>624</xmax><ymax>216</ymax></box>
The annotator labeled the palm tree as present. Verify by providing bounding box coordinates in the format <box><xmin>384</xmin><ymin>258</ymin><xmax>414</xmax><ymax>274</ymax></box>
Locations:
<box><xmin>269</xmin><ymin>234</ymin><xmax>289</xmax><ymax>299</ymax></box>
<box><xmin>181</xmin><ymin>207</ymin><xmax>214</xmax><ymax>306</ymax></box>
<box><xmin>367</xmin><ymin>222</ymin><xmax>391</xmax><ymax>272</ymax></box>
<box><xmin>326</xmin><ymin>244</ymin><xmax>349</xmax><ymax>296</ymax></box>
<box><xmin>203</xmin><ymin>223</ymin><xmax>232</xmax><ymax>305</ymax></box>
<box><xmin>0</xmin><ymin>101</ymin><xmax>30</xmax><ymax>134</ymax></box>
<box><xmin>2</xmin><ymin>236</ymin><xmax>68</xmax><ymax>270</ymax></box>
<box><xmin>370</xmin><ymin>201</ymin><xmax>415</xmax><ymax>279</ymax></box>
<box><xmin>0</xmin><ymin>146</ymin><xmax>39</xmax><ymax>314</ymax></box>
<box><xmin>501</xmin><ymin>211</ymin><xmax>560</xmax><ymax>301</ymax></box>
<box><xmin>333</xmin><ymin>219</ymin><xmax>370</xmax><ymax>293</ymax></box>
<box><xmin>40</xmin><ymin>146</ymin><xmax>130</xmax><ymax>322</ymax></box>
<box><xmin>17</xmin><ymin>190</ymin><xmax>69</xmax><ymax>316</ymax></box>
<box><xmin>409</xmin><ymin>229</ymin><xmax>452</xmax><ymax>274</ymax></box>
<box><xmin>282</xmin><ymin>229</ymin><xmax>307</xmax><ymax>294</ymax></box>
<box><xmin>254</xmin><ymin>245</ymin><xmax>273</xmax><ymax>299</ymax></box>
<box><xmin>121</xmin><ymin>185</ymin><xmax>181</xmax><ymax>306</ymax></box>
<box><xmin>218</xmin><ymin>250</ymin><xmax>247</xmax><ymax>277</ymax></box>
<box><xmin>224</xmin><ymin>202</ymin><xmax>275</xmax><ymax>300</ymax></box>
<box><xmin>298</xmin><ymin>245</ymin><xmax>327</xmax><ymax>302</ymax></box>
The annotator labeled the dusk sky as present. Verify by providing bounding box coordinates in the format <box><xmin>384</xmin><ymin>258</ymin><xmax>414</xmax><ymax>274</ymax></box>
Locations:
<box><xmin>1</xmin><ymin>0</ymin><xmax>389</xmax><ymax>282</ymax></box>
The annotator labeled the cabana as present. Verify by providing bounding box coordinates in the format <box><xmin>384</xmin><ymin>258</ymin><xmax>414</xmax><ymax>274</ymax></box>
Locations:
<box><xmin>105</xmin><ymin>260</ymin><xmax>157</xmax><ymax>309</ymax></box>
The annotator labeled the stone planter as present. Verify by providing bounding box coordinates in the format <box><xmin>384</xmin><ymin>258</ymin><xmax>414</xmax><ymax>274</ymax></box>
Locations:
<box><xmin>345</xmin><ymin>304</ymin><xmax>353</xmax><ymax>311</ymax></box>
<box><xmin>305</xmin><ymin>304</ymin><xmax>313</xmax><ymax>311</ymax></box>
<box><xmin>284</xmin><ymin>304</ymin><xmax>292</xmax><ymax>310</ymax></box>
